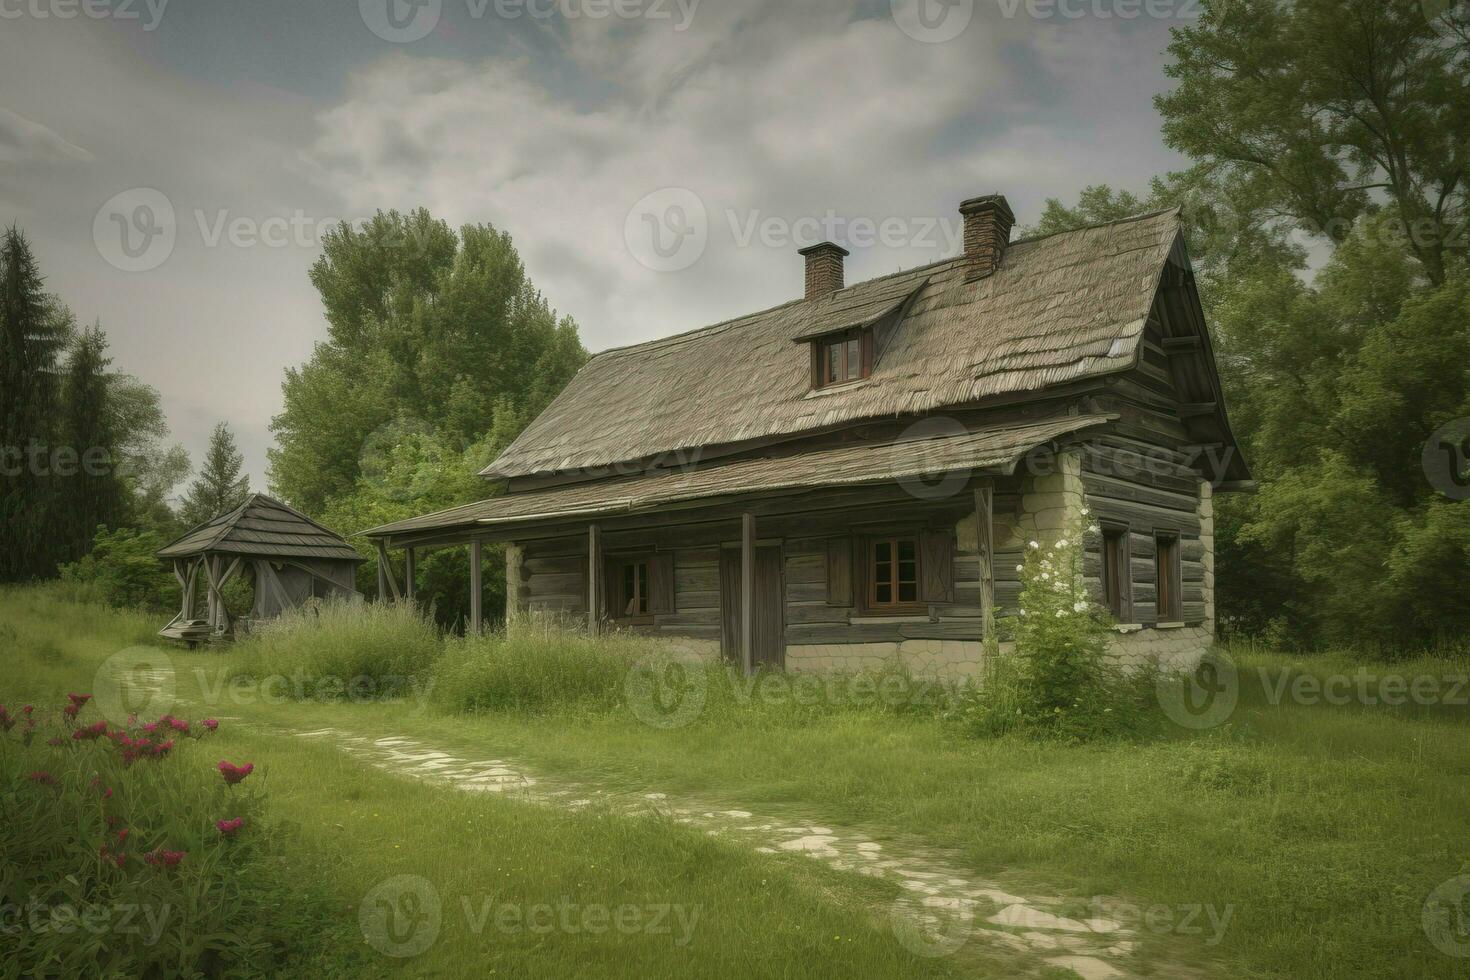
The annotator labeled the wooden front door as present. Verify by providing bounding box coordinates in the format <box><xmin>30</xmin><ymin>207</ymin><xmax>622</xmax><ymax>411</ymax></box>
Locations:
<box><xmin>719</xmin><ymin>545</ymin><xmax>784</xmax><ymax>668</ymax></box>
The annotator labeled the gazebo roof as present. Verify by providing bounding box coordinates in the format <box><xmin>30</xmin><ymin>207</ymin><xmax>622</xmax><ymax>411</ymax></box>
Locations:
<box><xmin>156</xmin><ymin>494</ymin><xmax>364</xmax><ymax>563</ymax></box>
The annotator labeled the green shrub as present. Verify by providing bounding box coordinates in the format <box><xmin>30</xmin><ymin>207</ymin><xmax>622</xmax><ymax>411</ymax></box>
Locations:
<box><xmin>951</xmin><ymin>513</ymin><xmax>1156</xmax><ymax>741</ymax></box>
<box><xmin>0</xmin><ymin>697</ymin><xmax>351</xmax><ymax>976</ymax></box>
<box><xmin>231</xmin><ymin>600</ymin><xmax>441</xmax><ymax>701</ymax></box>
<box><xmin>56</xmin><ymin>527</ymin><xmax>176</xmax><ymax>611</ymax></box>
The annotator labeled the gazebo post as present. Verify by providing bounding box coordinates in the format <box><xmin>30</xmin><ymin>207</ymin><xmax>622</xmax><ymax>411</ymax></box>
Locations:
<box><xmin>404</xmin><ymin>547</ymin><xmax>416</xmax><ymax>603</ymax></box>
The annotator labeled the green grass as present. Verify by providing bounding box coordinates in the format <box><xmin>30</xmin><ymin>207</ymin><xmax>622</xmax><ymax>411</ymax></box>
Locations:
<box><xmin>6</xmin><ymin>584</ymin><xmax>1470</xmax><ymax>978</ymax></box>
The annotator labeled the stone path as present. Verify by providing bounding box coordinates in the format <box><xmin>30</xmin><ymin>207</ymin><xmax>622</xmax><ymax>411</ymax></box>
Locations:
<box><xmin>293</xmin><ymin>727</ymin><xmax>1141</xmax><ymax>979</ymax></box>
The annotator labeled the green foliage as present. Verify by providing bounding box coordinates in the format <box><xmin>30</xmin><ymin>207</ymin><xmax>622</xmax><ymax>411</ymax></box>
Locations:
<box><xmin>57</xmin><ymin>526</ymin><xmax>176</xmax><ymax>612</ymax></box>
<box><xmin>0</xmin><ymin>699</ymin><xmax>346</xmax><ymax>976</ymax></box>
<box><xmin>231</xmin><ymin>600</ymin><xmax>442</xmax><ymax>699</ymax></box>
<box><xmin>1</xmin><ymin>227</ymin><xmax>189</xmax><ymax>580</ymax></box>
<box><xmin>954</xmin><ymin>519</ymin><xmax>1155</xmax><ymax>741</ymax></box>
<box><xmin>178</xmin><ymin>422</ymin><xmax>249</xmax><ymax>528</ymax></box>
<box><xmin>1157</xmin><ymin>0</ymin><xmax>1470</xmax><ymax>285</ymax></box>
<box><xmin>268</xmin><ymin>209</ymin><xmax>586</xmax><ymax>515</ymax></box>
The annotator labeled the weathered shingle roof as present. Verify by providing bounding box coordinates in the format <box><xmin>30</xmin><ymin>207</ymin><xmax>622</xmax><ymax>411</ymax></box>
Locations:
<box><xmin>366</xmin><ymin>414</ymin><xmax>1114</xmax><ymax>541</ymax></box>
<box><xmin>157</xmin><ymin>494</ymin><xmax>364</xmax><ymax>562</ymax></box>
<box><xmin>485</xmin><ymin>209</ymin><xmax>1183</xmax><ymax>479</ymax></box>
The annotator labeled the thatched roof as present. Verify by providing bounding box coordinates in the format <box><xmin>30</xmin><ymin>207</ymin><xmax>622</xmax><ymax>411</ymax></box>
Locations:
<box><xmin>157</xmin><ymin>494</ymin><xmax>364</xmax><ymax>562</ymax></box>
<box><xmin>485</xmin><ymin>209</ymin><xmax>1185</xmax><ymax>480</ymax></box>
<box><xmin>365</xmin><ymin>414</ymin><xmax>1113</xmax><ymax>542</ymax></box>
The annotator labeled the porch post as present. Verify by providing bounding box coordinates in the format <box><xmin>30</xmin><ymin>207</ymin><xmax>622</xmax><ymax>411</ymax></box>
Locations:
<box><xmin>741</xmin><ymin>511</ymin><xmax>755</xmax><ymax>675</ymax></box>
<box><xmin>404</xmin><ymin>547</ymin><xmax>416</xmax><ymax>602</ymax></box>
<box><xmin>974</xmin><ymin>483</ymin><xmax>995</xmax><ymax>642</ymax></box>
<box><xmin>587</xmin><ymin>523</ymin><xmax>602</xmax><ymax>635</ymax></box>
<box><xmin>469</xmin><ymin>539</ymin><xmax>483</xmax><ymax>635</ymax></box>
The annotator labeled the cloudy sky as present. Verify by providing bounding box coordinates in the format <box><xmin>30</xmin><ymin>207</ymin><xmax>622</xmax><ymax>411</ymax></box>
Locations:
<box><xmin>0</xmin><ymin>0</ymin><xmax>1194</xmax><ymax>491</ymax></box>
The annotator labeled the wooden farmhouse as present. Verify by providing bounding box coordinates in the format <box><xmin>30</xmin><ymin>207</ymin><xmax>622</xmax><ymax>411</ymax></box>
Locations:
<box><xmin>365</xmin><ymin>196</ymin><xmax>1251</xmax><ymax>678</ymax></box>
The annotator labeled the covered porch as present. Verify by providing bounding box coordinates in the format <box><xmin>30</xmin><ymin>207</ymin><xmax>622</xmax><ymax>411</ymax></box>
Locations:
<box><xmin>364</xmin><ymin>414</ymin><xmax>1112</xmax><ymax>675</ymax></box>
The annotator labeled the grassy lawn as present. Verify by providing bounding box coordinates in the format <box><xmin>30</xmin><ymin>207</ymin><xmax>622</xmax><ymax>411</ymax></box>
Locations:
<box><xmin>5</xmin><ymin>585</ymin><xmax>1469</xmax><ymax>978</ymax></box>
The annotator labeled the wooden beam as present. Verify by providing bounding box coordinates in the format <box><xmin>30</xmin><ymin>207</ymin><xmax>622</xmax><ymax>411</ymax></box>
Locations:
<box><xmin>741</xmin><ymin>511</ymin><xmax>755</xmax><ymax>676</ymax></box>
<box><xmin>375</xmin><ymin>541</ymin><xmax>401</xmax><ymax>601</ymax></box>
<box><xmin>469</xmin><ymin>539</ymin><xmax>483</xmax><ymax>635</ymax></box>
<box><xmin>1162</xmin><ymin>335</ymin><xmax>1202</xmax><ymax>354</ymax></box>
<box><xmin>404</xmin><ymin>547</ymin><xmax>416</xmax><ymax>602</ymax></box>
<box><xmin>587</xmin><ymin>523</ymin><xmax>602</xmax><ymax>635</ymax></box>
<box><xmin>975</xmin><ymin>483</ymin><xmax>995</xmax><ymax>642</ymax></box>
<box><xmin>1177</xmin><ymin>402</ymin><xmax>1217</xmax><ymax>418</ymax></box>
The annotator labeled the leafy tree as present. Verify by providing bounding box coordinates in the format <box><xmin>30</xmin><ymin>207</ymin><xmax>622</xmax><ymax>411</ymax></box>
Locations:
<box><xmin>179</xmin><ymin>422</ymin><xmax>250</xmax><ymax>527</ymax></box>
<box><xmin>1157</xmin><ymin>0</ymin><xmax>1470</xmax><ymax>285</ymax></box>
<box><xmin>269</xmin><ymin>210</ymin><xmax>586</xmax><ymax>513</ymax></box>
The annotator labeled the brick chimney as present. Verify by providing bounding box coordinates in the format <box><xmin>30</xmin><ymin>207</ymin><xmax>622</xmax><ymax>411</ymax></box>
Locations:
<box><xmin>958</xmin><ymin>194</ymin><xmax>1015</xmax><ymax>279</ymax></box>
<box><xmin>798</xmin><ymin>241</ymin><xmax>849</xmax><ymax>300</ymax></box>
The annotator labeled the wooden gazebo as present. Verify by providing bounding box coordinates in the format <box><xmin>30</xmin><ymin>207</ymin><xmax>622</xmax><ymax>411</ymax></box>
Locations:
<box><xmin>155</xmin><ymin>494</ymin><xmax>364</xmax><ymax>643</ymax></box>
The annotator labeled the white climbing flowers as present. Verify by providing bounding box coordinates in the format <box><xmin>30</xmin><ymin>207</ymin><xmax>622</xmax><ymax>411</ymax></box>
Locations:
<box><xmin>1028</xmin><ymin>540</ymin><xmax>1040</xmax><ymax>550</ymax></box>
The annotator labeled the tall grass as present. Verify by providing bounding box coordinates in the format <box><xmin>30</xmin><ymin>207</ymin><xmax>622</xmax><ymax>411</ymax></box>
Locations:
<box><xmin>231</xmin><ymin>600</ymin><xmax>442</xmax><ymax>700</ymax></box>
<box><xmin>434</xmin><ymin>617</ymin><xmax>956</xmax><ymax>724</ymax></box>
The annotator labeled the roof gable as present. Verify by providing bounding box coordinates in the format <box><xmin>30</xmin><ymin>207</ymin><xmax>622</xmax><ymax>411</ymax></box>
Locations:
<box><xmin>156</xmin><ymin>494</ymin><xmax>363</xmax><ymax>562</ymax></box>
<box><xmin>485</xmin><ymin>209</ymin><xmax>1184</xmax><ymax>480</ymax></box>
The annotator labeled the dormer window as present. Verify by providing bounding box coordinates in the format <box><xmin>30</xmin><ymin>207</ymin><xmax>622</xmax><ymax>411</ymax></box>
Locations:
<box><xmin>814</xmin><ymin>328</ymin><xmax>872</xmax><ymax>388</ymax></box>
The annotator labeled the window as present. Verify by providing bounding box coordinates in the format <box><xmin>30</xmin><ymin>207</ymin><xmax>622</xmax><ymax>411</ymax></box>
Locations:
<box><xmin>1101</xmin><ymin>526</ymin><xmax>1130</xmax><ymax>620</ymax></box>
<box><xmin>619</xmin><ymin>559</ymin><xmax>650</xmax><ymax>617</ymax></box>
<box><xmin>866</xmin><ymin>536</ymin><xmax>922</xmax><ymax>611</ymax></box>
<box><xmin>814</xmin><ymin>328</ymin><xmax>872</xmax><ymax>388</ymax></box>
<box><xmin>1155</xmin><ymin>534</ymin><xmax>1181</xmax><ymax>622</ymax></box>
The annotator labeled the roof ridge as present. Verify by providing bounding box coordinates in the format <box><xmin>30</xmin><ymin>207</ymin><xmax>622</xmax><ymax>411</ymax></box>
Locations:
<box><xmin>590</xmin><ymin>256</ymin><xmax>969</xmax><ymax>361</ymax></box>
<box><xmin>1008</xmin><ymin>206</ymin><xmax>1181</xmax><ymax>248</ymax></box>
<box><xmin>586</xmin><ymin>208</ymin><xmax>1181</xmax><ymax>362</ymax></box>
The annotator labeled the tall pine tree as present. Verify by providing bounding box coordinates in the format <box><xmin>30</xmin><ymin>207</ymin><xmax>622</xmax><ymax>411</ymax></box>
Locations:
<box><xmin>0</xmin><ymin>227</ymin><xmax>69</xmax><ymax>580</ymax></box>
<box><xmin>59</xmin><ymin>325</ymin><xmax>126</xmax><ymax>560</ymax></box>
<box><xmin>179</xmin><ymin>422</ymin><xmax>250</xmax><ymax>527</ymax></box>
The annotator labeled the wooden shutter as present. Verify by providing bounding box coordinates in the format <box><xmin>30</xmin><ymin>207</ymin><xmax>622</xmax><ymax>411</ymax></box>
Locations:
<box><xmin>826</xmin><ymin>537</ymin><xmax>854</xmax><ymax>606</ymax></box>
<box><xmin>920</xmin><ymin>529</ymin><xmax>954</xmax><ymax>603</ymax></box>
<box><xmin>650</xmin><ymin>552</ymin><xmax>676</xmax><ymax>614</ymax></box>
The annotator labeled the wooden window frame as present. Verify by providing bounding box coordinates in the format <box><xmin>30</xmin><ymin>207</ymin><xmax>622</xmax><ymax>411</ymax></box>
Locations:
<box><xmin>813</xmin><ymin>327</ymin><xmax>874</xmax><ymax>389</ymax></box>
<box><xmin>1100</xmin><ymin>523</ymin><xmax>1132</xmax><ymax>622</ymax></box>
<box><xmin>1154</xmin><ymin>532</ymin><xmax>1182</xmax><ymax>623</ymax></box>
<box><xmin>614</xmin><ymin>556</ymin><xmax>654</xmax><ymax>624</ymax></box>
<box><xmin>861</xmin><ymin>533</ymin><xmax>926</xmax><ymax>614</ymax></box>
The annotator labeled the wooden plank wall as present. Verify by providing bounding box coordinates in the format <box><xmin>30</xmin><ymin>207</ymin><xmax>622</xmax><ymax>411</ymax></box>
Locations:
<box><xmin>514</xmin><ymin>485</ymin><xmax>1018</xmax><ymax>648</ymax></box>
<box><xmin>1079</xmin><ymin>439</ymin><xmax>1205</xmax><ymax>625</ymax></box>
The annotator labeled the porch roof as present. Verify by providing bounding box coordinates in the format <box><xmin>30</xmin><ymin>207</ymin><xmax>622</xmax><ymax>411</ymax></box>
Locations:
<box><xmin>363</xmin><ymin>413</ymin><xmax>1113</xmax><ymax>543</ymax></box>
